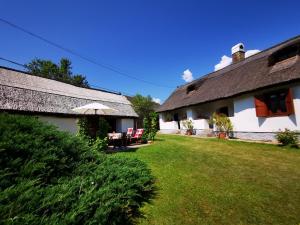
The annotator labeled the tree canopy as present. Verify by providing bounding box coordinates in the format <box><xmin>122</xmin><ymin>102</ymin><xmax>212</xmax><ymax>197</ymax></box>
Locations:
<box><xmin>131</xmin><ymin>94</ymin><xmax>156</xmax><ymax>121</ymax></box>
<box><xmin>26</xmin><ymin>58</ymin><xmax>89</xmax><ymax>88</ymax></box>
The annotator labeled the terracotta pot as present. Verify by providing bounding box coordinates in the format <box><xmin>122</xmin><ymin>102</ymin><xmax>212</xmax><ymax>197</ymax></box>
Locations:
<box><xmin>218</xmin><ymin>132</ymin><xmax>226</xmax><ymax>139</ymax></box>
<box><xmin>186</xmin><ymin>130</ymin><xmax>192</xmax><ymax>135</ymax></box>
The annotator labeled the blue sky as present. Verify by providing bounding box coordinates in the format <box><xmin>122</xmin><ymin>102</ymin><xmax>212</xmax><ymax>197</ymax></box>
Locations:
<box><xmin>1</xmin><ymin>0</ymin><xmax>299</xmax><ymax>103</ymax></box>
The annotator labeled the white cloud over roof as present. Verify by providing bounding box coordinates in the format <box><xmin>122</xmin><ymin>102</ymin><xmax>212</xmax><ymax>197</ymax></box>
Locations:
<box><xmin>214</xmin><ymin>49</ymin><xmax>260</xmax><ymax>71</ymax></box>
<box><xmin>245</xmin><ymin>49</ymin><xmax>260</xmax><ymax>58</ymax></box>
<box><xmin>152</xmin><ymin>97</ymin><xmax>161</xmax><ymax>104</ymax></box>
<box><xmin>182</xmin><ymin>69</ymin><xmax>194</xmax><ymax>82</ymax></box>
<box><xmin>214</xmin><ymin>55</ymin><xmax>232</xmax><ymax>71</ymax></box>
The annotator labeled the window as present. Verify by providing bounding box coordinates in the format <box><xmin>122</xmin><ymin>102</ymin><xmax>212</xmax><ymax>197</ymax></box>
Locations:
<box><xmin>194</xmin><ymin>111</ymin><xmax>209</xmax><ymax>120</ymax></box>
<box><xmin>218</xmin><ymin>107</ymin><xmax>229</xmax><ymax>116</ymax></box>
<box><xmin>269</xmin><ymin>44</ymin><xmax>299</xmax><ymax>66</ymax></box>
<box><xmin>254</xmin><ymin>89</ymin><xmax>294</xmax><ymax>117</ymax></box>
<box><xmin>186</xmin><ymin>78</ymin><xmax>207</xmax><ymax>94</ymax></box>
<box><xmin>164</xmin><ymin>113</ymin><xmax>173</xmax><ymax>122</ymax></box>
<box><xmin>187</xmin><ymin>85</ymin><xmax>196</xmax><ymax>94</ymax></box>
<box><xmin>179</xmin><ymin>112</ymin><xmax>187</xmax><ymax>120</ymax></box>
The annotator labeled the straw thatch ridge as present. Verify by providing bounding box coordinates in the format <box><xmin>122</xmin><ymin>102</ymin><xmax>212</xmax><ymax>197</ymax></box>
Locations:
<box><xmin>0</xmin><ymin>67</ymin><xmax>138</xmax><ymax>117</ymax></box>
<box><xmin>158</xmin><ymin>35</ymin><xmax>300</xmax><ymax>112</ymax></box>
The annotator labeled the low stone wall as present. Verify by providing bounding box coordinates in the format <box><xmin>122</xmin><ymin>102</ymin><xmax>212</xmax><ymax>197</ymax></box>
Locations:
<box><xmin>159</xmin><ymin>129</ymin><xmax>180</xmax><ymax>134</ymax></box>
<box><xmin>159</xmin><ymin>129</ymin><xmax>285</xmax><ymax>142</ymax></box>
<box><xmin>233</xmin><ymin>132</ymin><xmax>276</xmax><ymax>142</ymax></box>
<box><xmin>160</xmin><ymin>129</ymin><xmax>210</xmax><ymax>136</ymax></box>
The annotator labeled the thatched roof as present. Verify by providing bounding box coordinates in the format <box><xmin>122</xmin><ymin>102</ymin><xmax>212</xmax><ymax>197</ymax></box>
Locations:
<box><xmin>158</xmin><ymin>35</ymin><xmax>300</xmax><ymax>112</ymax></box>
<box><xmin>0</xmin><ymin>66</ymin><xmax>138</xmax><ymax>117</ymax></box>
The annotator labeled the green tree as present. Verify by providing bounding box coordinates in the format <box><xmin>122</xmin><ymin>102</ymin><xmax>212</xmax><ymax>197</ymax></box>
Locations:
<box><xmin>143</xmin><ymin>112</ymin><xmax>158</xmax><ymax>141</ymax></box>
<box><xmin>26</xmin><ymin>58</ymin><xmax>90</xmax><ymax>88</ymax></box>
<box><xmin>131</xmin><ymin>94</ymin><xmax>156</xmax><ymax>122</ymax></box>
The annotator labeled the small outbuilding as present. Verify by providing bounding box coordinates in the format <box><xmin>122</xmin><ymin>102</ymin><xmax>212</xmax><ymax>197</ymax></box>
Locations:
<box><xmin>0</xmin><ymin>66</ymin><xmax>138</xmax><ymax>134</ymax></box>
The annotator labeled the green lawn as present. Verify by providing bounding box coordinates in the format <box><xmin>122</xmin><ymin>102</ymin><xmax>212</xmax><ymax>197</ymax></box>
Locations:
<box><xmin>116</xmin><ymin>134</ymin><xmax>300</xmax><ymax>225</ymax></box>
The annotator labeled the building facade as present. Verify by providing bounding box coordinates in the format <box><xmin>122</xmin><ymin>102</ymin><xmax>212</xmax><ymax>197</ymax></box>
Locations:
<box><xmin>158</xmin><ymin>36</ymin><xmax>300</xmax><ymax>141</ymax></box>
<box><xmin>0</xmin><ymin>66</ymin><xmax>138</xmax><ymax>134</ymax></box>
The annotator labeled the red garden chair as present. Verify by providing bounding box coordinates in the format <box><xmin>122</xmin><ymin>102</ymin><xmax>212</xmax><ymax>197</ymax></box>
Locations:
<box><xmin>126</xmin><ymin>128</ymin><xmax>134</xmax><ymax>145</ymax></box>
<box><xmin>126</xmin><ymin>128</ymin><xmax>134</xmax><ymax>138</ymax></box>
<box><xmin>131</xmin><ymin>129</ymin><xmax>144</xmax><ymax>144</ymax></box>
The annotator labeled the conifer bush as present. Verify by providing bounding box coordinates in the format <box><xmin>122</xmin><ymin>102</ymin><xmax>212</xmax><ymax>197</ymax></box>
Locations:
<box><xmin>0</xmin><ymin>113</ymin><xmax>155</xmax><ymax>225</ymax></box>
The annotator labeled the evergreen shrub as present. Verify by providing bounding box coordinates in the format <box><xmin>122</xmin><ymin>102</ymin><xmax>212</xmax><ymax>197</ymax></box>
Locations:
<box><xmin>0</xmin><ymin>113</ymin><xmax>155</xmax><ymax>225</ymax></box>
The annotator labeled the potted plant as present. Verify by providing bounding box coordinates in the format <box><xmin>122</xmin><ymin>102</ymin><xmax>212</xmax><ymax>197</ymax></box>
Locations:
<box><xmin>210</xmin><ymin>113</ymin><xmax>233</xmax><ymax>139</ymax></box>
<box><xmin>182</xmin><ymin>119</ymin><xmax>194</xmax><ymax>135</ymax></box>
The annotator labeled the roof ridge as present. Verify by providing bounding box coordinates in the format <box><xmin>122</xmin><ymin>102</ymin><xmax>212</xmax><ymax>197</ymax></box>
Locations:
<box><xmin>0</xmin><ymin>83</ymin><xmax>132</xmax><ymax>106</ymax></box>
<box><xmin>0</xmin><ymin>65</ymin><xmax>122</xmax><ymax>95</ymax></box>
<box><xmin>0</xmin><ymin>67</ymin><xmax>132</xmax><ymax>105</ymax></box>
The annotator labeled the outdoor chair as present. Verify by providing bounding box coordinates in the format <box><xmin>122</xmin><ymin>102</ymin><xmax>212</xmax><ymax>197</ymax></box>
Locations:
<box><xmin>131</xmin><ymin>128</ymin><xmax>144</xmax><ymax>144</ymax></box>
<box><xmin>126</xmin><ymin>128</ymin><xmax>134</xmax><ymax>138</ymax></box>
<box><xmin>125</xmin><ymin>128</ymin><xmax>134</xmax><ymax>145</ymax></box>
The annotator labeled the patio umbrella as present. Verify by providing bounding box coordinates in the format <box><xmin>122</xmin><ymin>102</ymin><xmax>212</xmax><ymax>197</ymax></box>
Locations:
<box><xmin>72</xmin><ymin>103</ymin><xmax>117</xmax><ymax>115</ymax></box>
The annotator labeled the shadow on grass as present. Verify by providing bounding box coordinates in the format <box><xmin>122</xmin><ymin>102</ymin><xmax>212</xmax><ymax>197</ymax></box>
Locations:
<box><xmin>105</xmin><ymin>147</ymin><xmax>140</xmax><ymax>154</ymax></box>
<box><xmin>278</xmin><ymin>144</ymin><xmax>299</xmax><ymax>149</ymax></box>
<box><xmin>132</xmin><ymin>187</ymin><xmax>159</xmax><ymax>225</ymax></box>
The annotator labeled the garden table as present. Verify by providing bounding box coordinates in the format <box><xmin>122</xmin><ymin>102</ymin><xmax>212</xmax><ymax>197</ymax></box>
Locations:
<box><xmin>108</xmin><ymin>133</ymin><xmax>124</xmax><ymax>149</ymax></box>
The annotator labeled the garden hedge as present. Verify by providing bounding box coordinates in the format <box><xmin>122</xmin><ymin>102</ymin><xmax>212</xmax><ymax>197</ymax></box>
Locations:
<box><xmin>0</xmin><ymin>113</ymin><xmax>155</xmax><ymax>225</ymax></box>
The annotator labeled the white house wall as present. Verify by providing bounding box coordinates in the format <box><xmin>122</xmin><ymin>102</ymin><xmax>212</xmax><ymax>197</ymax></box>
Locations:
<box><xmin>159</xmin><ymin>98</ymin><xmax>233</xmax><ymax>133</ymax></box>
<box><xmin>39</xmin><ymin>116</ymin><xmax>78</xmax><ymax>134</ymax></box>
<box><xmin>233</xmin><ymin>85</ymin><xmax>300</xmax><ymax>132</ymax></box>
<box><xmin>159</xmin><ymin>114</ymin><xmax>179</xmax><ymax>133</ymax></box>
<box><xmin>40</xmin><ymin>116</ymin><xmax>134</xmax><ymax>134</ymax></box>
<box><xmin>159</xmin><ymin>84</ymin><xmax>300</xmax><ymax>140</ymax></box>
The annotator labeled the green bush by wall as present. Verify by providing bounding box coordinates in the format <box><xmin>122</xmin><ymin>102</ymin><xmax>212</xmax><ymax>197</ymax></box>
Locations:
<box><xmin>0</xmin><ymin>113</ymin><xmax>155</xmax><ymax>225</ymax></box>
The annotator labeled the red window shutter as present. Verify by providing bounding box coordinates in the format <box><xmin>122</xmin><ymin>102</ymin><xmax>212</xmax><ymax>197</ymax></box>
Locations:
<box><xmin>286</xmin><ymin>88</ymin><xmax>294</xmax><ymax>115</ymax></box>
<box><xmin>254</xmin><ymin>96</ymin><xmax>269</xmax><ymax>117</ymax></box>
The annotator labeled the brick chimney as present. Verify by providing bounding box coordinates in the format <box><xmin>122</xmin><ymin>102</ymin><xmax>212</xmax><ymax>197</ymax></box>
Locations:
<box><xmin>231</xmin><ymin>43</ymin><xmax>245</xmax><ymax>63</ymax></box>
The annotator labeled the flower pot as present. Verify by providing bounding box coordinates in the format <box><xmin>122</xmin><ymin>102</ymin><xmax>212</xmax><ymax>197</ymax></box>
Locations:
<box><xmin>218</xmin><ymin>132</ymin><xmax>226</xmax><ymax>139</ymax></box>
<box><xmin>186</xmin><ymin>130</ymin><xmax>193</xmax><ymax>135</ymax></box>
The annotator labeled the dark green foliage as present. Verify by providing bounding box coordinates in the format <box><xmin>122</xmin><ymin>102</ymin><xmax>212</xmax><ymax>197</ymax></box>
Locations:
<box><xmin>143</xmin><ymin>116</ymin><xmax>150</xmax><ymax>138</ymax></box>
<box><xmin>143</xmin><ymin>112</ymin><xmax>158</xmax><ymax>141</ymax></box>
<box><xmin>91</xmin><ymin>137</ymin><xmax>108</xmax><ymax>152</ymax></box>
<box><xmin>97</xmin><ymin>118</ymin><xmax>111</xmax><ymax>139</ymax></box>
<box><xmin>0</xmin><ymin>113</ymin><xmax>155</xmax><ymax>224</ymax></box>
<box><xmin>77</xmin><ymin>117</ymin><xmax>89</xmax><ymax>137</ymax></box>
<box><xmin>0</xmin><ymin>113</ymin><xmax>91</xmax><ymax>189</ymax></box>
<box><xmin>26</xmin><ymin>58</ymin><xmax>89</xmax><ymax>88</ymax></box>
<box><xmin>276</xmin><ymin>129</ymin><xmax>299</xmax><ymax>147</ymax></box>
<box><xmin>149</xmin><ymin>112</ymin><xmax>158</xmax><ymax>141</ymax></box>
<box><xmin>77</xmin><ymin>117</ymin><xmax>110</xmax><ymax>140</ymax></box>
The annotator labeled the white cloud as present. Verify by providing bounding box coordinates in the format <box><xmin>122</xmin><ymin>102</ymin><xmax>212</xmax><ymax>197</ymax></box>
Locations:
<box><xmin>182</xmin><ymin>69</ymin><xmax>194</xmax><ymax>82</ymax></box>
<box><xmin>214</xmin><ymin>55</ymin><xmax>232</xmax><ymax>71</ymax></box>
<box><xmin>245</xmin><ymin>49</ymin><xmax>260</xmax><ymax>58</ymax></box>
<box><xmin>214</xmin><ymin>49</ymin><xmax>261</xmax><ymax>71</ymax></box>
<box><xmin>152</xmin><ymin>97</ymin><xmax>161</xmax><ymax>104</ymax></box>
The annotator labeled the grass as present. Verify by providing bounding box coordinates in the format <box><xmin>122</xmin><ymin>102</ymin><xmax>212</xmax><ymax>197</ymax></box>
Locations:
<box><xmin>116</xmin><ymin>134</ymin><xmax>300</xmax><ymax>225</ymax></box>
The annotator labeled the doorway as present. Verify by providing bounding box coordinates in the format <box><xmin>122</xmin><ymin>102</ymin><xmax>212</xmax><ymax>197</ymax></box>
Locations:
<box><xmin>173</xmin><ymin>113</ymin><xmax>180</xmax><ymax>129</ymax></box>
